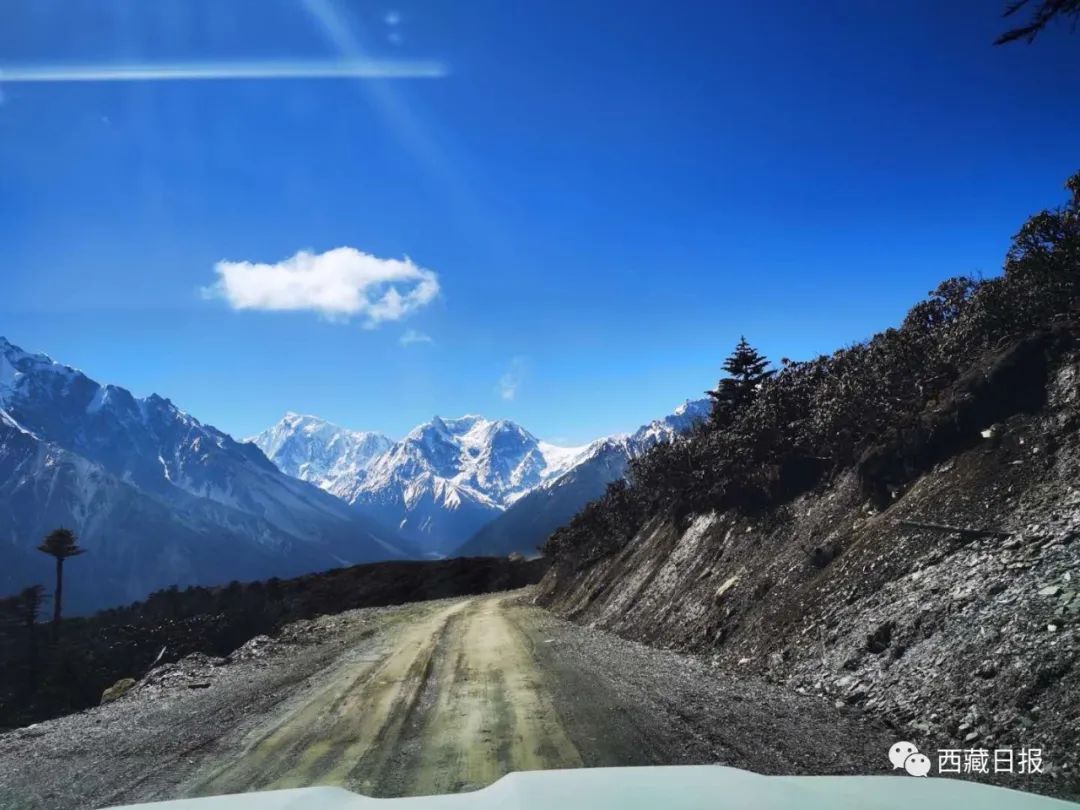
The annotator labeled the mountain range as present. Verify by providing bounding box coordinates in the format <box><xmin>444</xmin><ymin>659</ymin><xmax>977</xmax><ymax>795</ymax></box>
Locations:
<box><xmin>0</xmin><ymin>337</ymin><xmax>408</xmax><ymax>613</ymax></box>
<box><xmin>0</xmin><ymin>335</ymin><xmax>707</xmax><ymax>612</ymax></box>
<box><xmin>459</xmin><ymin>399</ymin><xmax>711</xmax><ymax>557</ymax></box>
<box><xmin>254</xmin><ymin>400</ymin><xmax>710</xmax><ymax>557</ymax></box>
<box><xmin>253</xmin><ymin>414</ymin><xmax>590</xmax><ymax>555</ymax></box>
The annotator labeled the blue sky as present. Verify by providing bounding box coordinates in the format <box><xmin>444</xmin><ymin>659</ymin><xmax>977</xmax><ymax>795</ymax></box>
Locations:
<box><xmin>2</xmin><ymin>1</ymin><xmax>1078</xmax><ymax>444</ymax></box>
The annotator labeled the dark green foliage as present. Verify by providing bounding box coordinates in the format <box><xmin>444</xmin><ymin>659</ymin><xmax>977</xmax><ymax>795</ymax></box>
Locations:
<box><xmin>996</xmin><ymin>0</ymin><xmax>1080</xmax><ymax>44</ymax></box>
<box><xmin>544</xmin><ymin>171</ymin><xmax>1080</xmax><ymax>567</ymax></box>
<box><xmin>12</xmin><ymin>585</ymin><xmax>44</xmax><ymax>628</ymax></box>
<box><xmin>36</xmin><ymin>527</ymin><xmax>84</xmax><ymax>560</ymax></box>
<box><xmin>36</xmin><ymin>527</ymin><xmax>86</xmax><ymax>639</ymax></box>
<box><xmin>706</xmin><ymin>337</ymin><xmax>775</xmax><ymax>425</ymax></box>
<box><xmin>0</xmin><ymin>586</ymin><xmax>45</xmax><ymax>692</ymax></box>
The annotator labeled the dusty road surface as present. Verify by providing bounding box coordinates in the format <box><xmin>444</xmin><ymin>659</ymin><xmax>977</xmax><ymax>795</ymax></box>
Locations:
<box><xmin>0</xmin><ymin>590</ymin><xmax>894</xmax><ymax>809</ymax></box>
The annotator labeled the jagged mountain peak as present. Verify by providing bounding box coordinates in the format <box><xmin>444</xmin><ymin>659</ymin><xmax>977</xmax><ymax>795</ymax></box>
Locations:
<box><xmin>0</xmin><ymin>337</ymin><xmax>409</xmax><ymax>612</ymax></box>
<box><xmin>256</xmin><ymin>401</ymin><xmax>709</xmax><ymax>558</ymax></box>
<box><xmin>0</xmin><ymin>335</ymin><xmax>49</xmax><ymax>363</ymax></box>
<box><xmin>256</xmin><ymin>411</ymin><xmax>588</xmax><ymax>554</ymax></box>
<box><xmin>629</xmin><ymin>397</ymin><xmax>711</xmax><ymax>445</ymax></box>
<box><xmin>406</xmin><ymin>414</ymin><xmax>526</xmax><ymax>444</ymax></box>
<box><xmin>458</xmin><ymin>399</ymin><xmax>711</xmax><ymax>559</ymax></box>
<box><xmin>251</xmin><ymin>413</ymin><xmax>394</xmax><ymax>488</ymax></box>
<box><xmin>1</xmin><ymin>336</ymin><xmax>75</xmax><ymax>395</ymax></box>
<box><xmin>361</xmin><ymin>413</ymin><xmax>566</xmax><ymax>511</ymax></box>
<box><xmin>1</xmin><ymin>337</ymin><xmax>207</xmax><ymax>438</ymax></box>
<box><xmin>264</xmin><ymin>410</ymin><xmax>386</xmax><ymax>434</ymax></box>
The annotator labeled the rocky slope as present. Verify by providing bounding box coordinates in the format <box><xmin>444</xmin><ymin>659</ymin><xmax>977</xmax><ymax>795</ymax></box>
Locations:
<box><xmin>537</xmin><ymin>338</ymin><xmax>1080</xmax><ymax>795</ymax></box>
<box><xmin>0</xmin><ymin>338</ymin><xmax>409</xmax><ymax>613</ymax></box>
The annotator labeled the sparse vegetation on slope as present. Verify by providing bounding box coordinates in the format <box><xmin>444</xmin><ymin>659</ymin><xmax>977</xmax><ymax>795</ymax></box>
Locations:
<box><xmin>535</xmin><ymin>172</ymin><xmax>1080</xmax><ymax>798</ymax></box>
<box><xmin>0</xmin><ymin>556</ymin><xmax>544</xmax><ymax>730</ymax></box>
<box><xmin>544</xmin><ymin>171</ymin><xmax>1080</xmax><ymax>572</ymax></box>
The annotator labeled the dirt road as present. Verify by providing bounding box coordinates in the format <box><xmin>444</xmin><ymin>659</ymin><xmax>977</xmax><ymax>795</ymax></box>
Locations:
<box><xmin>189</xmin><ymin>596</ymin><xmax>583</xmax><ymax>797</ymax></box>
<box><xmin>0</xmin><ymin>591</ymin><xmax>893</xmax><ymax>809</ymax></box>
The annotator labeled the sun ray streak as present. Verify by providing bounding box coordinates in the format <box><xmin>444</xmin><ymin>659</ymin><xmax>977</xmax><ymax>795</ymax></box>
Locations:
<box><xmin>0</xmin><ymin>59</ymin><xmax>447</xmax><ymax>83</ymax></box>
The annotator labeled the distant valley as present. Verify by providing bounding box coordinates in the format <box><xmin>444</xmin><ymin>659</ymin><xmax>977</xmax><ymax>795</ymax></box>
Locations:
<box><xmin>0</xmin><ymin>335</ymin><xmax>706</xmax><ymax>612</ymax></box>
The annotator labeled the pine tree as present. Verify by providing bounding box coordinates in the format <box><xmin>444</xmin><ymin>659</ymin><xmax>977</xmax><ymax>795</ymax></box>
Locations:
<box><xmin>37</xmin><ymin>528</ymin><xmax>85</xmax><ymax>642</ymax></box>
<box><xmin>17</xmin><ymin>585</ymin><xmax>44</xmax><ymax>689</ymax></box>
<box><xmin>706</xmin><ymin>337</ymin><xmax>775</xmax><ymax>424</ymax></box>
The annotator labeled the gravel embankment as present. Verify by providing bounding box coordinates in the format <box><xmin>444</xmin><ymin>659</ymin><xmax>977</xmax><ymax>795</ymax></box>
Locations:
<box><xmin>511</xmin><ymin>598</ymin><xmax>894</xmax><ymax>774</ymax></box>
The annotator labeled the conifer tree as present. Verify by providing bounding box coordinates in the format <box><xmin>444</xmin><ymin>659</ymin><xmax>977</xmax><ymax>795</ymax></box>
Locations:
<box><xmin>706</xmin><ymin>337</ymin><xmax>775</xmax><ymax>424</ymax></box>
<box><xmin>17</xmin><ymin>585</ymin><xmax>44</xmax><ymax>689</ymax></box>
<box><xmin>37</xmin><ymin>528</ymin><xmax>85</xmax><ymax>641</ymax></box>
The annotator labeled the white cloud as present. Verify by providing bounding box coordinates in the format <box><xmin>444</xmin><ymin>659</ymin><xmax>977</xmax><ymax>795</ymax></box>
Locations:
<box><xmin>384</xmin><ymin>11</ymin><xmax>402</xmax><ymax>25</ymax></box>
<box><xmin>204</xmin><ymin>247</ymin><xmax>440</xmax><ymax>327</ymax></box>
<box><xmin>400</xmin><ymin>329</ymin><xmax>433</xmax><ymax>346</ymax></box>
<box><xmin>497</xmin><ymin>357</ymin><xmax>527</xmax><ymax>401</ymax></box>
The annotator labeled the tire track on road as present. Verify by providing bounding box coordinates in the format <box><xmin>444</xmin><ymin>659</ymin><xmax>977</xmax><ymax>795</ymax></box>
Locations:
<box><xmin>187</xmin><ymin>599</ymin><xmax>472</xmax><ymax>796</ymax></box>
<box><xmin>404</xmin><ymin>595</ymin><xmax>584</xmax><ymax>796</ymax></box>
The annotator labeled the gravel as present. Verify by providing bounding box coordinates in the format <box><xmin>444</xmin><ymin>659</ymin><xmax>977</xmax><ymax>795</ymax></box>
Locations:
<box><xmin>0</xmin><ymin>601</ymin><xmax>423</xmax><ymax>810</ymax></box>
<box><xmin>513</xmin><ymin>599</ymin><xmax>894</xmax><ymax>775</ymax></box>
<box><xmin>0</xmin><ymin>592</ymin><xmax>897</xmax><ymax>810</ymax></box>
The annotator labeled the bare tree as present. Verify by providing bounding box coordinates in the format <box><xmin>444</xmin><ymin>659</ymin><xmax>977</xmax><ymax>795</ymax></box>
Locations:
<box><xmin>996</xmin><ymin>0</ymin><xmax>1080</xmax><ymax>44</ymax></box>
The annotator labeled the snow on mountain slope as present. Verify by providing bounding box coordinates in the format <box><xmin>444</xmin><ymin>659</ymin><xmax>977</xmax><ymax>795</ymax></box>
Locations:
<box><xmin>0</xmin><ymin>337</ymin><xmax>410</xmax><ymax>612</ymax></box>
<box><xmin>457</xmin><ymin>399</ymin><xmax>711</xmax><ymax>558</ymax></box>
<box><xmin>521</xmin><ymin>397</ymin><xmax>712</xmax><ymax>499</ymax></box>
<box><xmin>357</xmin><ymin>415</ymin><xmax>588</xmax><ymax>509</ymax></box>
<box><xmin>256</xmin><ymin>401</ymin><xmax>709</xmax><ymax>559</ymax></box>
<box><xmin>627</xmin><ymin>398</ymin><xmax>712</xmax><ymax>447</ymax></box>
<box><xmin>250</xmin><ymin>413</ymin><xmax>392</xmax><ymax>486</ymax></box>
<box><xmin>255</xmin><ymin>413</ymin><xmax>591</xmax><ymax>555</ymax></box>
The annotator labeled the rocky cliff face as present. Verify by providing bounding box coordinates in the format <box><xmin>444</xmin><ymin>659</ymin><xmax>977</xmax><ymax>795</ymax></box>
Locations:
<box><xmin>537</xmin><ymin>344</ymin><xmax>1080</xmax><ymax>792</ymax></box>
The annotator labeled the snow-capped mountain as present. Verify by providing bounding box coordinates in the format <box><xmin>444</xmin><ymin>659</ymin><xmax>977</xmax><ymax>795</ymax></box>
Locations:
<box><xmin>626</xmin><ymin>397</ymin><xmax>712</xmax><ymax>448</ymax></box>
<box><xmin>256</xmin><ymin>400</ymin><xmax>710</xmax><ymax>558</ymax></box>
<box><xmin>253</xmin><ymin>412</ymin><xmax>393</xmax><ymax>486</ymax></box>
<box><xmin>0</xmin><ymin>337</ymin><xmax>409</xmax><ymax>613</ymax></box>
<box><xmin>458</xmin><ymin>398</ymin><xmax>711</xmax><ymax>558</ymax></box>
<box><xmin>255</xmin><ymin>414</ymin><xmax>590</xmax><ymax>555</ymax></box>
